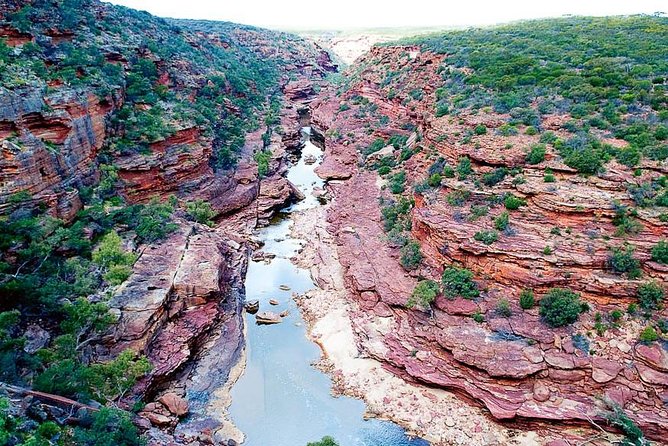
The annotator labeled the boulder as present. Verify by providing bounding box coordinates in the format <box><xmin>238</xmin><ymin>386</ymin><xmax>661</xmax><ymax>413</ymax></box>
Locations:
<box><xmin>255</xmin><ymin>311</ymin><xmax>282</xmax><ymax>325</ymax></box>
<box><xmin>244</xmin><ymin>300</ymin><xmax>260</xmax><ymax>314</ymax></box>
<box><xmin>158</xmin><ymin>393</ymin><xmax>189</xmax><ymax>417</ymax></box>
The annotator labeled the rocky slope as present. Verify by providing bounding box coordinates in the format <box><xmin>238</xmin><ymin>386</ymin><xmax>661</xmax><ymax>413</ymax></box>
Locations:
<box><xmin>309</xmin><ymin>16</ymin><xmax>668</xmax><ymax>444</ymax></box>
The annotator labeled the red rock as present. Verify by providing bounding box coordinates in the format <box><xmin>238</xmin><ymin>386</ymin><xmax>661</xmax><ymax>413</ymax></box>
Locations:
<box><xmin>532</xmin><ymin>381</ymin><xmax>551</xmax><ymax>402</ymax></box>
<box><xmin>591</xmin><ymin>357</ymin><xmax>623</xmax><ymax>383</ymax></box>
<box><xmin>158</xmin><ymin>393</ymin><xmax>189</xmax><ymax>417</ymax></box>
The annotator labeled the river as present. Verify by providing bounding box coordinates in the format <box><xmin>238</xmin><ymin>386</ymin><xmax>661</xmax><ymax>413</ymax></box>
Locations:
<box><xmin>227</xmin><ymin>129</ymin><xmax>429</xmax><ymax>446</ymax></box>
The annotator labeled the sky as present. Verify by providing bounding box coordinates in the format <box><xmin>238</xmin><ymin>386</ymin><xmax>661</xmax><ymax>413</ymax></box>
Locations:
<box><xmin>105</xmin><ymin>0</ymin><xmax>666</xmax><ymax>30</ymax></box>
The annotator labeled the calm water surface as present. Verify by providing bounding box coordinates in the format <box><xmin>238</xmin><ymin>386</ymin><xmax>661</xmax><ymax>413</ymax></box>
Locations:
<box><xmin>228</xmin><ymin>131</ymin><xmax>429</xmax><ymax>446</ymax></box>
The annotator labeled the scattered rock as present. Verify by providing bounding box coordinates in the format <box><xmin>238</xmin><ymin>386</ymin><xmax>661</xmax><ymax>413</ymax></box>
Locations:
<box><xmin>279</xmin><ymin>284</ymin><xmax>291</xmax><ymax>291</ymax></box>
<box><xmin>269</xmin><ymin>299</ymin><xmax>279</xmax><ymax>305</ymax></box>
<box><xmin>251</xmin><ymin>251</ymin><xmax>276</xmax><ymax>262</ymax></box>
<box><xmin>279</xmin><ymin>310</ymin><xmax>289</xmax><ymax>317</ymax></box>
<box><xmin>244</xmin><ymin>300</ymin><xmax>260</xmax><ymax>314</ymax></box>
<box><xmin>304</xmin><ymin>154</ymin><xmax>317</xmax><ymax>165</ymax></box>
<box><xmin>255</xmin><ymin>311</ymin><xmax>282</xmax><ymax>325</ymax></box>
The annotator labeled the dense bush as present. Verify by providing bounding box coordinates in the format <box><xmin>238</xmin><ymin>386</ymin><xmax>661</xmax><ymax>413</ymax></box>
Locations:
<box><xmin>639</xmin><ymin>326</ymin><xmax>658</xmax><ymax>344</ymax></box>
<box><xmin>608</xmin><ymin>246</ymin><xmax>642</xmax><ymax>278</ymax></box>
<box><xmin>496</xmin><ymin>298</ymin><xmax>512</xmax><ymax>317</ymax></box>
<box><xmin>457</xmin><ymin>157</ymin><xmax>473</xmax><ymax>179</ymax></box>
<box><xmin>441</xmin><ymin>266</ymin><xmax>479</xmax><ymax>299</ymax></box>
<box><xmin>539</xmin><ymin>288</ymin><xmax>582</xmax><ymax>327</ymax></box>
<box><xmin>254</xmin><ymin>150</ymin><xmax>272</xmax><ymax>178</ymax></box>
<box><xmin>481</xmin><ymin>168</ymin><xmax>508</xmax><ymax>186</ymax></box>
<box><xmin>526</xmin><ymin>144</ymin><xmax>546</xmax><ymax>164</ymax></box>
<box><xmin>388</xmin><ymin>171</ymin><xmax>407</xmax><ymax>194</ymax></box>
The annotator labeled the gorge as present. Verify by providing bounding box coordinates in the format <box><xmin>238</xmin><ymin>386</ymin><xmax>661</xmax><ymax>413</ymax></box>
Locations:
<box><xmin>0</xmin><ymin>2</ymin><xmax>667</xmax><ymax>446</ymax></box>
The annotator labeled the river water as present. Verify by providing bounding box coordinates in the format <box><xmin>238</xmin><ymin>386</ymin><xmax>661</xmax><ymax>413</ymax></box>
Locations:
<box><xmin>228</xmin><ymin>130</ymin><xmax>429</xmax><ymax>446</ymax></box>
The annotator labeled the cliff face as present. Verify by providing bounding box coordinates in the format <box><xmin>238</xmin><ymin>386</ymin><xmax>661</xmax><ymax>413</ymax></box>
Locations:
<box><xmin>312</xmin><ymin>24</ymin><xmax>668</xmax><ymax>442</ymax></box>
<box><xmin>0</xmin><ymin>87</ymin><xmax>108</xmax><ymax>220</ymax></box>
<box><xmin>0</xmin><ymin>0</ymin><xmax>335</xmax><ymax>220</ymax></box>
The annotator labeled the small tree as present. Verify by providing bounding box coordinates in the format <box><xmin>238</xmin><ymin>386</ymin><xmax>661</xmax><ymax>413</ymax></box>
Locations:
<box><xmin>539</xmin><ymin>288</ymin><xmax>582</xmax><ymax>327</ymax></box>
<box><xmin>639</xmin><ymin>326</ymin><xmax>658</xmax><ymax>344</ymax></box>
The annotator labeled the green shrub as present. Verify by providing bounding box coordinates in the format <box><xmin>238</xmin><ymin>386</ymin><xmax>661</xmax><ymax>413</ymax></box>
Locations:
<box><xmin>389</xmin><ymin>171</ymin><xmax>406</xmax><ymax>194</ymax></box>
<box><xmin>474</xmin><ymin>230</ymin><xmax>498</xmax><ymax>245</ymax></box>
<box><xmin>73</xmin><ymin>408</ymin><xmax>146</xmax><ymax>446</ymax></box>
<box><xmin>92</xmin><ymin>231</ymin><xmax>137</xmax><ymax>270</ymax></box>
<box><xmin>637</xmin><ymin>281</ymin><xmax>664</xmax><ymax>311</ymax></box>
<box><xmin>494</xmin><ymin>211</ymin><xmax>509</xmax><ymax>231</ymax></box>
<box><xmin>307</xmin><ymin>437</ymin><xmax>339</xmax><ymax>446</ymax></box>
<box><xmin>446</xmin><ymin>189</ymin><xmax>471</xmax><ymax>206</ymax></box>
<box><xmin>639</xmin><ymin>326</ymin><xmax>658</xmax><ymax>344</ymax></box>
<box><xmin>525</xmin><ymin>126</ymin><xmax>538</xmax><ymax>136</ymax></box>
<box><xmin>539</xmin><ymin>288</ymin><xmax>582</xmax><ymax>327</ymax></box>
<box><xmin>504</xmin><ymin>194</ymin><xmax>526</xmax><ymax>210</ymax></box>
<box><xmin>133</xmin><ymin>200</ymin><xmax>178</xmax><ymax>243</ymax></box>
<box><xmin>254</xmin><ymin>150</ymin><xmax>272</xmax><ymax>178</ymax></box>
<box><xmin>474</xmin><ymin>124</ymin><xmax>487</xmax><ymax>135</ymax></box>
<box><xmin>468</xmin><ymin>205</ymin><xmax>489</xmax><ymax>221</ymax></box>
<box><xmin>496</xmin><ymin>298</ymin><xmax>512</xmax><ymax>317</ymax></box>
<box><xmin>457</xmin><ymin>156</ymin><xmax>473</xmax><ymax>179</ymax></box>
<box><xmin>400</xmin><ymin>240</ymin><xmax>422</xmax><ymax>271</ymax></box>
<box><xmin>185</xmin><ymin>199</ymin><xmax>216</xmax><ymax>226</ymax></box>
<box><xmin>519</xmin><ymin>290</ymin><xmax>535</xmax><ymax>309</ymax></box>
<box><xmin>472</xmin><ymin>312</ymin><xmax>484</xmax><ymax>323</ymax></box>
<box><xmin>427</xmin><ymin>173</ymin><xmax>442</xmax><ymax>187</ymax></box>
<box><xmin>604</xmin><ymin>403</ymin><xmax>648</xmax><ymax>446</ymax></box>
<box><xmin>543</xmin><ymin>246</ymin><xmax>553</xmax><ymax>255</ymax></box>
<box><xmin>441</xmin><ymin>266</ymin><xmax>479</xmax><ymax>299</ymax></box>
<box><xmin>651</xmin><ymin>240</ymin><xmax>668</xmax><ymax>264</ymax></box>
<box><xmin>610</xmin><ymin>309</ymin><xmax>623</xmax><ymax>322</ymax></box>
<box><xmin>104</xmin><ymin>264</ymin><xmax>133</xmax><ymax>286</ymax></box>
<box><xmin>526</xmin><ymin>144</ymin><xmax>546</xmax><ymax>164</ymax></box>
<box><xmin>608</xmin><ymin>246</ymin><xmax>642</xmax><ymax>278</ymax></box>
<box><xmin>408</xmin><ymin>280</ymin><xmax>440</xmax><ymax>308</ymax></box>
<box><xmin>481</xmin><ymin>168</ymin><xmax>507</xmax><ymax>186</ymax></box>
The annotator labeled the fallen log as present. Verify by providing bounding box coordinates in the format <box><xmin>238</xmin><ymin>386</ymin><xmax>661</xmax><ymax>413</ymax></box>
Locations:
<box><xmin>0</xmin><ymin>382</ymin><xmax>99</xmax><ymax>412</ymax></box>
